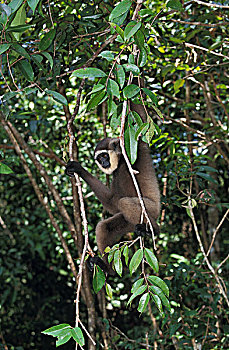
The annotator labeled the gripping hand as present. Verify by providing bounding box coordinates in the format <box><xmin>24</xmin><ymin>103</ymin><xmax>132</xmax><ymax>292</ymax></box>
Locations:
<box><xmin>65</xmin><ymin>161</ymin><xmax>82</xmax><ymax>177</ymax></box>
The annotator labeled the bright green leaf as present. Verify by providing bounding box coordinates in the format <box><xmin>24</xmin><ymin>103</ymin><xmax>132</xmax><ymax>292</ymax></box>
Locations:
<box><xmin>0</xmin><ymin>163</ymin><xmax>13</xmax><ymax>174</ymax></box>
<box><xmin>114</xmin><ymin>249</ymin><xmax>122</xmax><ymax>276</ymax></box>
<box><xmin>123</xmin><ymin>245</ymin><xmax>129</xmax><ymax>265</ymax></box>
<box><xmin>98</xmin><ymin>51</ymin><xmax>115</xmax><ymax>61</ymax></box>
<box><xmin>123</xmin><ymin>64</ymin><xmax>140</xmax><ymax>75</ymax></box>
<box><xmin>107</xmin><ymin>79</ymin><xmax>120</xmax><ymax>99</ymax></box>
<box><xmin>8</xmin><ymin>0</ymin><xmax>23</xmax><ymax>13</ymax></box>
<box><xmin>27</xmin><ymin>0</ymin><xmax>40</xmax><ymax>14</ymax></box>
<box><xmin>138</xmin><ymin>292</ymin><xmax>150</xmax><ymax>313</ymax></box>
<box><xmin>42</xmin><ymin>324</ymin><xmax>71</xmax><ymax>336</ymax></box>
<box><xmin>149</xmin><ymin>285</ymin><xmax>171</xmax><ymax>311</ymax></box>
<box><xmin>70</xmin><ymin>327</ymin><xmax>85</xmax><ymax>346</ymax></box>
<box><xmin>144</xmin><ymin>248</ymin><xmax>159</xmax><ymax>273</ymax></box>
<box><xmin>56</xmin><ymin>331</ymin><xmax>72</xmax><ymax>347</ymax></box>
<box><xmin>127</xmin><ymin>285</ymin><xmax>147</xmax><ymax>305</ymax></box>
<box><xmin>72</xmin><ymin>68</ymin><xmax>106</xmax><ymax>79</ymax></box>
<box><xmin>93</xmin><ymin>265</ymin><xmax>106</xmax><ymax>293</ymax></box>
<box><xmin>0</xmin><ymin>43</ymin><xmax>11</xmax><ymax>54</ymax></box>
<box><xmin>106</xmin><ymin>283</ymin><xmax>113</xmax><ymax>299</ymax></box>
<box><xmin>142</xmin><ymin>88</ymin><xmax>158</xmax><ymax>105</ymax></box>
<box><xmin>87</xmin><ymin>90</ymin><xmax>106</xmax><ymax>111</ymax></box>
<box><xmin>129</xmin><ymin>249</ymin><xmax>143</xmax><ymax>275</ymax></box>
<box><xmin>131</xmin><ymin>278</ymin><xmax>144</xmax><ymax>294</ymax></box>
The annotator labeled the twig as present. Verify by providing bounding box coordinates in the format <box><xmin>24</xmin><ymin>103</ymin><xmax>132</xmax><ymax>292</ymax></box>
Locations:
<box><xmin>188</xmin><ymin>197</ymin><xmax>229</xmax><ymax>307</ymax></box>
<box><xmin>205</xmin><ymin>209</ymin><xmax>229</xmax><ymax>260</ymax></box>
<box><xmin>192</xmin><ymin>0</ymin><xmax>229</xmax><ymax>8</ymax></box>
<box><xmin>185</xmin><ymin>43</ymin><xmax>229</xmax><ymax>60</ymax></box>
<box><xmin>216</xmin><ymin>253</ymin><xmax>229</xmax><ymax>272</ymax></box>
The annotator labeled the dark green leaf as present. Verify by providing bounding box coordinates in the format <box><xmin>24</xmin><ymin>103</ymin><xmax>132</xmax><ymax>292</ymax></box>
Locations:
<box><xmin>139</xmin><ymin>48</ymin><xmax>147</xmax><ymax>67</ymax></box>
<box><xmin>6</xmin><ymin>24</ymin><xmax>33</xmax><ymax>33</ymax></box>
<box><xmin>17</xmin><ymin>59</ymin><xmax>34</xmax><ymax>81</ymax></box>
<box><xmin>123</xmin><ymin>64</ymin><xmax>140</xmax><ymax>75</ymax></box>
<box><xmin>0</xmin><ymin>43</ymin><xmax>11</xmax><ymax>54</ymax></box>
<box><xmin>110</xmin><ymin>23</ymin><xmax>124</xmax><ymax>39</ymax></box>
<box><xmin>134</xmin><ymin>30</ymin><xmax>145</xmax><ymax>49</ymax></box>
<box><xmin>39</xmin><ymin>29</ymin><xmax>56</xmax><ymax>51</ymax></box>
<box><xmin>87</xmin><ymin>90</ymin><xmax>106</xmax><ymax>111</ymax></box>
<box><xmin>72</xmin><ymin>68</ymin><xmax>106</xmax><ymax>78</ymax></box>
<box><xmin>123</xmin><ymin>84</ymin><xmax>140</xmax><ymax>99</ymax></box>
<box><xmin>27</xmin><ymin>0</ymin><xmax>40</xmax><ymax>14</ymax></box>
<box><xmin>124</xmin><ymin>21</ymin><xmax>141</xmax><ymax>41</ymax></box>
<box><xmin>70</xmin><ymin>327</ymin><xmax>85</xmax><ymax>346</ymax></box>
<box><xmin>135</xmin><ymin>123</ymin><xmax>149</xmax><ymax>141</ymax></box>
<box><xmin>109</xmin><ymin>0</ymin><xmax>132</xmax><ymax>21</ymax></box>
<box><xmin>144</xmin><ymin>248</ymin><xmax>159</xmax><ymax>273</ymax></box>
<box><xmin>12</xmin><ymin>43</ymin><xmax>30</xmax><ymax>59</ymax></box>
<box><xmin>167</xmin><ymin>0</ymin><xmax>183</xmax><ymax>10</ymax></box>
<box><xmin>150</xmin><ymin>293</ymin><xmax>163</xmax><ymax>313</ymax></box>
<box><xmin>142</xmin><ymin>88</ymin><xmax>158</xmax><ymax>105</ymax></box>
<box><xmin>196</xmin><ymin>172</ymin><xmax>218</xmax><ymax>184</ymax></box>
<box><xmin>129</xmin><ymin>249</ymin><xmax>143</xmax><ymax>275</ymax></box>
<box><xmin>123</xmin><ymin>245</ymin><xmax>129</xmax><ymax>265</ymax></box>
<box><xmin>93</xmin><ymin>266</ymin><xmax>106</xmax><ymax>293</ymax></box>
<box><xmin>106</xmin><ymin>283</ymin><xmax>113</xmax><ymax>299</ymax></box>
<box><xmin>138</xmin><ymin>292</ymin><xmax>150</xmax><ymax>313</ymax></box>
<box><xmin>8</xmin><ymin>0</ymin><xmax>23</xmax><ymax>13</ymax></box>
<box><xmin>148</xmin><ymin>276</ymin><xmax>169</xmax><ymax>297</ymax></box>
<box><xmin>98</xmin><ymin>51</ymin><xmax>115</xmax><ymax>61</ymax></box>
<box><xmin>107</xmin><ymin>79</ymin><xmax>120</xmax><ymax>99</ymax></box>
<box><xmin>115</xmin><ymin>64</ymin><xmax>125</xmax><ymax>88</ymax></box>
<box><xmin>46</xmin><ymin>90</ymin><xmax>68</xmax><ymax>105</ymax></box>
<box><xmin>149</xmin><ymin>285</ymin><xmax>171</xmax><ymax>311</ymax></box>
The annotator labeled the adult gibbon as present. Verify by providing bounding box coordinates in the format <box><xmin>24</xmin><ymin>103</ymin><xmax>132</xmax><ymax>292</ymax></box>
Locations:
<box><xmin>65</xmin><ymin>136</ymin><xmax>160</xmax><ymax>273</ymax></box>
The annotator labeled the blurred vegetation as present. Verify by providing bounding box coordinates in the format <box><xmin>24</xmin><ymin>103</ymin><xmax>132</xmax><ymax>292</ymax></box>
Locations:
<box><xmin>0</xmin><ymin>0</ymin><xmax>229</xmax><ymax>349</ymax></box>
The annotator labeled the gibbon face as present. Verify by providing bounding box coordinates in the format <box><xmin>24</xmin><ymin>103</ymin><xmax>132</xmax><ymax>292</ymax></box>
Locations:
<box><xmin>94</xmin><ymin>149</ymin><xmax>119</xmax><ymax>175</ymax></box>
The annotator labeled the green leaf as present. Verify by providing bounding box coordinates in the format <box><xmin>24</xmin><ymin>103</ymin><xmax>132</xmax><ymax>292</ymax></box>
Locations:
<box><xmin>0</xmin><ymin>43</ymin><xmax>11</xmax><ymax>54</ymax></box>
<box><xmin>105</xmin><ymin>283</ymin><xmax>113</xmax><ymax>299</ymax></box>
<box><xmin>124</xmin><ymin>21</ymin><xmax>141</xmax><ymax>41</ymax></box>
<box><xmin>27</xmin><ymin>0</ymin><xmax>40</xmax><ymax>14</ymax></box>
<box><xmin>6</xmin><ymin>24</ymin><xmax>33</xmax><ymax>33</ymax></box>
<box><xmin>138</xmin><ymin>292</ymin><xmax>150</xmax><ymax>313</ymax></box>
<box><xmin>131</xmin><ymin>278</ymin><xmax>144</xmax><ymax>294</ymax></box>
<box><xmin>56</xmin><ymin>331</ymin><xmax>72</xmax><ymax>347</ymax></box>
<box><xmin>125</xmin><ymin>119</ymin><xmax>138</xmax><ymax>164</ymax></box>
<box><xmin>174</xmin><ymin>79</ymin><xmax>185</xmax><ymax>93</ymax></box>
<box><xmin>129</xmin><ymin>249</ymin><xmax>143</xmax><ymax>275</ymax></box>
<box><xmin>42</xmin><ymin>52</ymin><xmax>53</xmax><ymax>69</ymax></box>
<box><xmin>109</xmin><ymin>0</ymin><xmax>132</xmax><ymax>21</ymax></box>
<box><xmin>107</xmin><ymin>79</ymin><xmax>120</xmax><ymax>99</ymax></box>
<box><xmin>8</xmin><ymin>0</ymin><xmax>23</xmax><ymax>13</ymax></box>
<box><xmin>42</xmin><ymin>324</ymin><xmax>71</xmax><ymax>336</ymax></box>
<box><xmin>115</xmin><ymin>64</ymin><xmax>125</xmax><ymax>88</ymax></box>
<box><xmin>144</xmin><ymin>248</ymin><xmax>159</xmax><ymax>273</ymax></box>
<box><xmin>135</xmin><ymin>123</ymin><xmax>149</xmax><ymax>141</ymax></box>
<box><xmin>123</xmin><ymin>84</ymin><xmax>140</xmax><ymax>99</ymax></box>
<box><xmin>123</xmin><ymin>245</ymin><xmax>129</xmax><ymax>265</ymax></box>
<box><xmin>72</xmin><ymin>68</ymin><xmax>106</xmax><ymax>79</ymax></box>
<box><xmin>98</xmin><ymin>51</ymin><xmax>115</xmax><ymax>61</ymax></box>
<box><xmin>114</xmin><ymin>249</ymin><xmax>122</xmax><ymax>276</ymax></box>
<box><xmin>70</xmin><ymin>327</ymin><xmax>85</xmax><ymax>346</ymax></box>
<box><xmin>110</xmin><ymin>23</ymin><xmax>124</xmax><ymax>40</ymax></box>
<box><xmin>123</xmin><ymin>64</ymin><xmax>140</xmax><ymax>75</ymax></box>
<box><xmin>127</xmin><ymin>285</ymin><xmax>147</xmax><ymax>305</ymax></box>
<box><xmin>0</xmin><ymin>163</ymin><xmax>13</xmax><ymax>174</ymax></box>
<box><xmin>145</xmin><ymin>118</ymin><xmax>155</xmax><ymax>143</ymax></box>
<box><xmin>88</xmin><ymin>84</ymin><xmax>105</xmax><ymax>96</ymax></box>
<box><xmin>142</xmin><ymin>88</ymin><xmax>158</xmax><ymax>105</ymax></box>
<box><xmin>196</xmin><ymin>172</ymin><xmax>218</xmax><ymax>184</ymax></box>
<box><xmin>150</xmin><ymin>293</ymin><xmax>163</xmax><ymax>314</ymax></box>
<box><xmin>39</xmin><ymin>29</ymin><xmax>56</xmax><ymax>51</ymax></box>
<box><xmin>12</xmin><ymin>43</ymin><xmax>30</xmax><ymax>59</ymax></box>
<box><xmin>167</xmin><ymin>0</ymin><xmax>183</xmax><ymax>11</ymax></box>
<box><xmin>139</xmin><ymin>48</ymin><xmax>147</xmax><ymax>67</ymax></box>
<box><xmin>46</xmin><ymin>90</ymin><xmax>68</xmax><ymax>105</ymax></box>
<box><xmin>110</xmin><ymin>113</ymin><xmax>120</xmax><ymax>130</ymax></box>
<box><xmin>93</xmin><ymin>265</ymin><xmax>106</xmax><ymax>293</ymax></box>
<box><xmin>16</xmin><ymin>59</ymin><xmax>34</xmax><ymax>81</ymax></box>
<box><xmin>134</xmin><ymin>30</ymin><xmax>145</xmax><ymax>50</ymax></box>
<box><xmin>148</xmin><ymin>276</ymin><xmax>169</xmax><ymax>297</ymax></box>
<box><xmin>149</xmin><ymin>285</ymin><xmax>171</xmax><ymax>311</ymax></box>
<box><xmin>87</xmin><ymin>90</ymin><xmax>106</xmax><ymax>111</ymax></box>
<box><xmin>10</xmin><ymin>3</ymin><xmax>26</xmax><ymax>40</ymax></box>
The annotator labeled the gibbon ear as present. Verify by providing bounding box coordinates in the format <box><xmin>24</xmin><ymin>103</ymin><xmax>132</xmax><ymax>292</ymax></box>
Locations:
<box><xmin>110</xmin><ymin>138</ymin><xmax>121</xmax><ymax>154</ymax></box>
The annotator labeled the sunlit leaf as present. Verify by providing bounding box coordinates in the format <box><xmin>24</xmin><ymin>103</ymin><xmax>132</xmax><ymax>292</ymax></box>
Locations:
<box><xmin>123</xmin><ymin>84</ymin><xmax>140</xmax><ymax>99</ymax></box>
<box><xmin>72</xmin><ymin>68</ymin><xmax>106</xmax><ymax>78</ymax></box>
<box><xmin>138</xmin><ymin>292</ymin><xmax>150</xmax><ymax>313</ymax></box>
<box><xmin>0</xmin><ymin>163</ymin><xmax>13</xmax><ymax>174</ymax></box>
<box><xmin>129</xmin><ymin>249</ymin><xmax>143</xmax><ymax>275</ymax></box>
<box><xmin>70</xmin><ymin>327</ymin><xmax>85</xmax><ymax>346</ymax></box>
<box><xmin>109</xmin><ymin>0</ymin><xmax>132</xmax><ymax>21</ymax></box>
<box><xmin>144</xmin><ymin>248</ymin><xmax>159</xmax><ymax>273</ymax></box>
<box><xmin>148</xmin><ymin>276</ymin><xmax>169</xmax><ymax>297</ymax></box>
<box><xmin>124</xmin><ymin>21</ymin><xmax>141</xmax><ymax>41</ymax></box>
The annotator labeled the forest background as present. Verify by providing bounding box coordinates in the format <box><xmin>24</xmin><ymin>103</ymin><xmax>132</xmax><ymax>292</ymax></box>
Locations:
<box><xmin>0</xmin><ymin>0</ymin><xmax>229</xmax><ymax>349</ymax></box>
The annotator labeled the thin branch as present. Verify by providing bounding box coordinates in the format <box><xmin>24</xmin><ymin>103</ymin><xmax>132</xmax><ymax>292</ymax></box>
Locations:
<box><xmin>205</xmin><ymin>209</ymin><xmax>229</xmax><ymax>260</ymax></box>
<box><xmin>216</xmin><ymin>253</ymin><xmax>229</xmax><ymax>272</ymax></box>
<box><xmin>192</xmin><ymin>0</ymin><xmax>229</xmax><ymax>8</ymax></box>
<box><xmin>185</xmin><ymin>43</ymin><xmax>229</xmax><ymax>60</ymax></box>
<box><xmin>188</xmin><ymin>197</ymin><xmax>229</xmax><ymax>307</ymax></box>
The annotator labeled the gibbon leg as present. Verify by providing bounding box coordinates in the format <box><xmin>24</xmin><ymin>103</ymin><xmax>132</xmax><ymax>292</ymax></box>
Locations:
<box><xmin>96</xmin><ymin>213</ymin><xmax>134</xmax><ymax>254</ymax></box>
<box><xmin>118</xmin><ymin>197</ymin><xmax>160</xmax><ymax>234</ymax></box>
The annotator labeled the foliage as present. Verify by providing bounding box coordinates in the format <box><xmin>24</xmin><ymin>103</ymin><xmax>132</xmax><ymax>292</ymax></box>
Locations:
<box><xmin>0</xmin><ymin>0</ymin><xmax>229</xmax><ymax>348</ymax></box>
